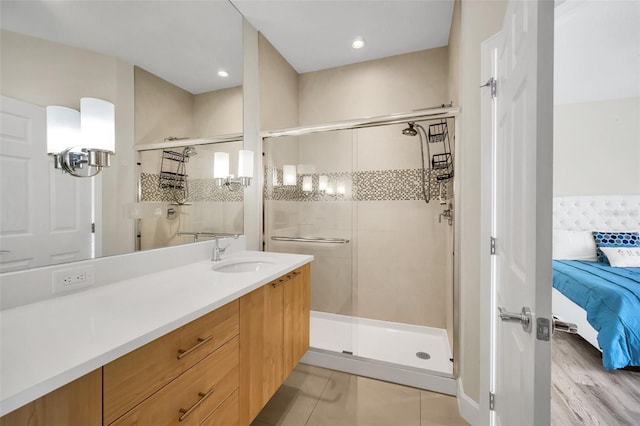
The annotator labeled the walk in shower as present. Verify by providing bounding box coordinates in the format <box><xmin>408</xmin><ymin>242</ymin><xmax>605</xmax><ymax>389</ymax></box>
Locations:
<box><xmin>263</xmin><ymin>115</ymin><xmax>457</xmax><ymax>393</ymax></box>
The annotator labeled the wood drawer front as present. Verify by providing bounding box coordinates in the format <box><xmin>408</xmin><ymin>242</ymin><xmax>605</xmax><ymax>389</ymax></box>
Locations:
<box><xmin>200</xmin><ymin>389</ymin><xmax>239</xmax><ymax>426</ymax></box>
<box><xmin>104</xmin><ymin>300</ymin><xmax>239</xmax><ymax>424</ymax></box>
<box><xmin>111</xmin><ymin>336</ymin><xmax>239</xmax><ymax>426</ymax></box>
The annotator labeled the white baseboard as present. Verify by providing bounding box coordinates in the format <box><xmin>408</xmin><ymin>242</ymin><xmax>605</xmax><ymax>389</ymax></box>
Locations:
<box><xmin>457</xmin><ymin>378</ymin><xmax>480</xmax><ymax>425</ymax></box>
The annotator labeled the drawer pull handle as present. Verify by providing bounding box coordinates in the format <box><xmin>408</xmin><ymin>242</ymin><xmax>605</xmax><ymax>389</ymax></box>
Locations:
<box><xmin>178</xmin><ymin>388</ymin><xmax>214</xmax><ymax>421</ymax></box>
<box><xmin>177</xmin><ymin>335</ymin><xmax>213</xmax><ymax>360</ymax></box>
<box><xmin>271</xmin><ymin>270</ymin><xmax>301</xmax><ymax>288</ymax></box>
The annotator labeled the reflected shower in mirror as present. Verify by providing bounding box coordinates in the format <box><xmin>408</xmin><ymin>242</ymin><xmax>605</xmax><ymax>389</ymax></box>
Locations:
<box><xmin>0</xmin><ymin>1</ymin><xmax>244</xmax><ymax>272</ymax></box>
<box><xmin>137</xmin><ymin>141</ymin><xmax>244</xmax><ymax>251</ymax></box>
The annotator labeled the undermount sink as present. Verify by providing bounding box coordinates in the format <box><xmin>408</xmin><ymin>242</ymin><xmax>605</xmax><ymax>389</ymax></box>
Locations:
<box><xmin>212</xmin><ymin>257</ymin><xmax>277</xmax><ymax>273</ymax></box>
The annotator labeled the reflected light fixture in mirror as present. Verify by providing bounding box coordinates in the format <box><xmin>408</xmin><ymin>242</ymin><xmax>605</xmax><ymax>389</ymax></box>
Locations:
<box><xmin>302</xmin><ymin>176</ymin><xmax>313</xmax><ymax>192</ymax></box>
<box><xmin>46</xmin><ymin>97</ymin><xmax>115</xmax><ymax>178</ymax></box>
<box><xmin>213</xmin><ymin>150</ymin><xmax>254</xmax><ymax>191</ymax></box>
<box><xmin>283</xmin><ymin>165</ymin><xmax>297</xmax><ymax>185</ymax></box>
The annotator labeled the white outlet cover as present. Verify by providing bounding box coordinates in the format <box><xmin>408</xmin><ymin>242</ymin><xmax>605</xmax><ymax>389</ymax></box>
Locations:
<box><xmin>52</xmin><ymin>265</ymin><xmax>95</xmax><ymax>294</ymax></box>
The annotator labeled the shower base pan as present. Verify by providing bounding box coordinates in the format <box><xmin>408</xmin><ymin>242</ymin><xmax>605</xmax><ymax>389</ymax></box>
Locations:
<box><xmin>302</xmin><ymin>311</ymin><xmax>456</xmax><ymax>395</ymax></box>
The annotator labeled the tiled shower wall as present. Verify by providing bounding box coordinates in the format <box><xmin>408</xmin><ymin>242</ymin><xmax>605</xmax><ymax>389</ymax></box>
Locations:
<box><xmin>264</xmin><ymin>119</ymin><xmax>454</xmax><ymax>329</ymax></box>
<box><xmin>137</xmin><ymin>142</ymin><xmax>243</xmax><ymax>251</ymax></box>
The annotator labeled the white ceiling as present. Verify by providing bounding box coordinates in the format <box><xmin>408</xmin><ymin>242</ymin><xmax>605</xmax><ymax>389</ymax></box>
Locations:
<box><xmin>0</xmin><ymin>0</ymin><xmax>454</xmax><ymax>94</ymax></box>
<box><xmin>0</xmin><ymin>0</ymin><xmax>244</xmax><ymax>94</ymax></box>
<box><xmin>554</xmin><ymin>0</ymin><xmax>640</xmax><ymax>104</ymax></box>
<box><xmin>231</xmin><ymin>0</ymin><xmax>455</xmax><ymax>73</ymax></box>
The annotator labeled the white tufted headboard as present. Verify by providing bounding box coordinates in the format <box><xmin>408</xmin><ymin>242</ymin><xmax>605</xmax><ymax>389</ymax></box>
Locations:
<box><xmin>553</xmin><ymin>195</ymin><xmax>640</xmax><ymax>232</ymax></box>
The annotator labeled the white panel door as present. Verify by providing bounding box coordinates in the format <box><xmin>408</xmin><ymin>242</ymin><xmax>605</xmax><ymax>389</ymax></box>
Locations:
<box><xmin>483</xmin><ymin>1</ymin><xmax>554</xmax><ymax>425</ymax></box>
<box><xmin>0</xmin><ymin>96</ymin><xmax>93</xmax><ymax>272</ymax></box>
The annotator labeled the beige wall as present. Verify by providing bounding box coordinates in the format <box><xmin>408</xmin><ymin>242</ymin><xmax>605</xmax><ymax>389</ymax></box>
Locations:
<box><xmin>554</xmin><ymin>96</ymin><xmax>640</xmax><ymax>196</ymax></box>
<box><xmin>299</xmin><ymin>48</ymin><xmax>449</xmax><ymax>125</ymax></box>
<box><xmin>448</xmin><ymin>0</ymin><xmax>461</xmax><ymax>107</ymax></box>
<box><xmin>1</xmin><ymin>29</ymin><xmax>136</xmax><ymax>258</ymax></box>
<box><xmin>134</xmin><ymin>67</ymin><xmax>194</xmax><ymax>145</ymax></box>
<box><xmin>457</xmin><ymin>0</ymin><xmax>507</xmax><ymax>403</ymax></box>
<box><xmin>259</xmin><ymin>34</ymin><xmax>299</xmax><ymax>130</ymax></box>
<box><xmin>193</xmin><ymin>86</ymin><xmax>243</xmax><ymax>136</ymax></box>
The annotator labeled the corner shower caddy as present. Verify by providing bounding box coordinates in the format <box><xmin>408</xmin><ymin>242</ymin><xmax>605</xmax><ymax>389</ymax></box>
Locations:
<box><xmin>427</xmin><ymin>120</ymin><xmax>454</xmax><ymax>181</ymax></box>
<box><xmin>159</xmin><ymin>149</ymin><xmax>188</xmax><ymax>191</ymax></box>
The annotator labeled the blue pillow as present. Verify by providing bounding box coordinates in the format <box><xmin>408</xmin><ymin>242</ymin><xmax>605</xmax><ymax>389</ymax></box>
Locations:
<box><xmin>592</xmin><ymin>231</ymin><xmax>640</xmax><ymax>264</ymax></box>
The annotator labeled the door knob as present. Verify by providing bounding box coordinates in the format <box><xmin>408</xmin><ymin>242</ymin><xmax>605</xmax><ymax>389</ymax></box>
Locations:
<box><xmin>498</xmin><ymin>306</ymin><xmax>532</xmax><ymax>333</ymax></box>
<box><xmin>552</xmin><ymin>316</ymin><xmax>578</xmax><ymax>335</ymax></box>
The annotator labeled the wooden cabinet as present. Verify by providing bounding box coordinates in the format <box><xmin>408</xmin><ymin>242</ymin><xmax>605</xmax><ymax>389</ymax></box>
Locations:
<box><xmin>111</xmin><ymin>337</ymin><xmax>239</xmax><ymax>426</ymax></box>
<box><xmin>103</xmin><ymin>300</ymin><xmax>239</xmax><ymax>425</ymax></box>
<box><xmin>0</xmin><ymin>262</ymin><xmax>310</xmax><ymax>426</ymax></box>
<box><xmin>239</xmin><ymin>264</ymin><xmax>310</xmax><ymax>425</ymax></box>
<box><xmin>0</xmin><ymin>369</ymin><xmax>101</xmax><ymax>426</ymax></box>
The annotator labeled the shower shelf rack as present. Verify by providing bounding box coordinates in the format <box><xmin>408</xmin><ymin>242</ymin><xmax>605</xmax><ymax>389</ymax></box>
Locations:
<box><xmin>159</xmin><ymin>150</ymin><xmax>189</xmax><ymax>190</ymax></box>
<box><xmin>427</xmin><ymin>121</ymin><xmax>454</xmax><ymax>181</ymax></box>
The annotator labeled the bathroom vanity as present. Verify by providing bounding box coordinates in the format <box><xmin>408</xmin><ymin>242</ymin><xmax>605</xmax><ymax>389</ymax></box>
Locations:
<box><xmin>0</xmin><ymin>250</ymin><xmax>311</xmax><ymax>426</ymax></box>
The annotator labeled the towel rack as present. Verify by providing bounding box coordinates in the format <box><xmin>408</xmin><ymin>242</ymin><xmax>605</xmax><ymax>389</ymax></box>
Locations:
<box><xmin>270</xmin><ymin>236</ymin><xmax>350</xmax><ymax>244</ymax></box>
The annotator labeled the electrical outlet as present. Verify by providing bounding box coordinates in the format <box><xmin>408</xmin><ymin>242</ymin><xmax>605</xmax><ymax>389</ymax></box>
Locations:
<box><xmin>52</xmin><ymin>265</ymin><xmax>95</xmax><ymax>294</ymax></box>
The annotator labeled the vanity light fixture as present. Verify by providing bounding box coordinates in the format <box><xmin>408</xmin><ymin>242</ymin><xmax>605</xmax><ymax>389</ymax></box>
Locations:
<box><xmin>217</xmin><ymin>70</ymin><xmax>229</xmax><ymax>78</ymax></box>
<box><xmin>46</xmin><ymin>98</ymin><xmax>115</xmax><ymax>178</ymax></box>
<box><xmin>283</xmin><ymin>165</ymin><xmax>297</xmax><ymax>186</ymax></box>
<box><xmin>351</xmin><ymin>38</ymin><xmax>366</xmax><ymax>49</ymax></box>
<box><xmin>213</xmin><ymin>150</ymin><xmax>254</xmax><ymax>191</ymax></box>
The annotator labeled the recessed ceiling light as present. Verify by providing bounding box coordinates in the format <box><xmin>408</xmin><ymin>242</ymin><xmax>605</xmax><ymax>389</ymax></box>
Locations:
<box><xmin>351</xmin><ymin>38</ymin><xmax>366</xmax><ymax>49</ymax></box>
<box><xmin>218</xmin><ymin>70</ymin><xmax>229</xmax><ymax>78</ymax></box>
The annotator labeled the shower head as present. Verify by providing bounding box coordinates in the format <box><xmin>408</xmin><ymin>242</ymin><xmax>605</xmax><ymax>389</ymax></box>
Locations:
<box><xmin>402</xmin><ymin>122</ymin><xmax>418</xmax><ymax>136</ymax></box>
<box><xmin>183</xmin><ymin>146</ymin><xmax>198</xmax><ymax>157</ymax></box>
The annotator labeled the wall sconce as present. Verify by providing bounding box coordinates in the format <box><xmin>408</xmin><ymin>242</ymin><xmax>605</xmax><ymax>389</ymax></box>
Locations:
<box><xmin>283</xmin><ymin>165</ymin><xmax>297</xmax><ymax>186</ymax></box>
<box><xmin>46</xmin><ymin>98</ymin><xmax>115</xmax><ymax>178</ymax></box>
<box><xmin>213</xmin><ymin>150</ymin><xmax>254</xmax><ymax>191</ymax></box>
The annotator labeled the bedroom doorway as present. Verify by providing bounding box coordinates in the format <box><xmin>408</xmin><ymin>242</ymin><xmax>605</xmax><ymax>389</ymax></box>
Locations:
<box><xmin>550</xmin><ymin>0</ymin><xmax>640</xmax><ymax>424</ymax></box>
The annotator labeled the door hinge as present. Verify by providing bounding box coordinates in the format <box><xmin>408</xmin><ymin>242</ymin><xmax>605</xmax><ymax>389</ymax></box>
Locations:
<box><xmin>489</xmin><ymin>392</ymin><xmax>496</xmax><ymax>411</ymax></box>
<box><xmin>91</xmin><ymin>222</ymin><xmax>96</xmax><ymax>233</ymax></box>
<box><xmin>490</xmin><ymin>236</ymin><xmax>496</xmax><ymax>255</ymax></box>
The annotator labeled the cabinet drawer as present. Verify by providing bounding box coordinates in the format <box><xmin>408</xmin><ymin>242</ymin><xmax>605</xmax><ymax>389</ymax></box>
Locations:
<box><xmin>111</xmin><ymin>336</ymin><xmax>239</xmax><ymax>426</ymax></box>
<box><xmin>104</xmin><ymin>300</ymin><xmax>239</xmax><ymax>424</ymax></box>
<box><xmin>201</xmin><ymin>389</ymin><xmax>239</xmax><ymax>426</ymax></box>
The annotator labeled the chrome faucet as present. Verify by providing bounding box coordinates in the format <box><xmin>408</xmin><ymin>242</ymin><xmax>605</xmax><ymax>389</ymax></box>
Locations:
<box><xmin>211</xmin><ymin>234</ymin><xmax>240</xmax><ymax>262</ymax></box>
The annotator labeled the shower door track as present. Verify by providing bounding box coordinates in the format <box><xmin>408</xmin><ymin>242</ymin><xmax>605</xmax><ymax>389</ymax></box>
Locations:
<box><xmin>262</xmin><ymin>106</ymin><xmax>460</xmax><ymax>138</ymax></box>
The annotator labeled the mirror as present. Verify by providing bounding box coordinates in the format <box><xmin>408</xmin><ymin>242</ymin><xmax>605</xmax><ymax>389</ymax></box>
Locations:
<box><xmin>0</xmin><ymin>1</ymin><xmax>244</xmax><ymax>272</ymax></box>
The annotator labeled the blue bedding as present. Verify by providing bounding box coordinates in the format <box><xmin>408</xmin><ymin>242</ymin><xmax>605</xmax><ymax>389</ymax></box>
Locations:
<box><xmin>552</xmin><ymin>260</ymin><xmax>640</xmax><ymax>369</ymax></box>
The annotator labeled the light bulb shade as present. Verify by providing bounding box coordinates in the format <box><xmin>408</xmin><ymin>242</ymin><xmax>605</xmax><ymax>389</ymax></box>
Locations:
<box><xmin>318</xmin><ymin>175</ymin><xmax>328</xmax><ymax>191</ymax></box>
<box><xmin>213</xmin><ymin>152</ymin><xmax>230</xmax><ymax>178</ymax></box>
<box><xmin>283</xmin><ymin>165</ymin><xmax>297</xmax><ymax>185</ymax></box>
<box><xmin>80</xmin><ymin>98</ymin><xmax>115</xmax><ymax>152</ymax></box>
<box><xmin>337</xmin><ymin>182</ymin><xmax>346</xmax><ymax>195</ymax></box>
<box><xmin>302</xmin><ymin>176</ymin><xmax>313</xmax><ymax>192</ymax></box>
<box><xmin>46</xmin><ymin>106</ymin><xmax>80</xmax><ymax>154</ymax></box>
<box><xmin>238</xmin><ymin>150</ymin><xmax>254</xmax><ymax>178</ymax></box>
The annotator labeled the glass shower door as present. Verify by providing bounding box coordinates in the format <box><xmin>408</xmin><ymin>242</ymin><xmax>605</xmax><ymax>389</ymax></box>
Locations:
<box><xmin>263</xmin><ymin>130</ymin><xmax>355</xmax><ymax>355</ymax></box>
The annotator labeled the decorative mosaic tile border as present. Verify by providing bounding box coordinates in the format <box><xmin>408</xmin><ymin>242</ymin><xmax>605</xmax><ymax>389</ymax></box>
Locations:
<box><xmin>264</xmin><ymin>167</ymin><xmax>451</xmax><ymax>202</ymax></box>
<box><xmin>140</xmin><ymin>173</ymin><xmax>244</xmax><ymax>202</ymax></box>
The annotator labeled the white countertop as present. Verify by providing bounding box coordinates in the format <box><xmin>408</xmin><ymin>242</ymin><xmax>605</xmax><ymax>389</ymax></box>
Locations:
<box><xmin>0</xmin><ymin>250</ymin><xmax>313</xmax><ymax>417</ymax></box>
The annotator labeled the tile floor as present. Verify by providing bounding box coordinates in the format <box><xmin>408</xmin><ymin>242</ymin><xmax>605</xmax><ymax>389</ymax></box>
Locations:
<box><xmin>251</xmin><ymin>363</ymin><xmax>468</xmax><ymax>426</ymax></box>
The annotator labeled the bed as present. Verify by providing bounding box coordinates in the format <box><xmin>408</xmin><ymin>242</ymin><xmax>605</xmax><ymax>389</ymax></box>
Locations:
<box><xmin>552</xmin><ymin>195</ymin><xmax>640</xmax><ymax>369</ymax></box>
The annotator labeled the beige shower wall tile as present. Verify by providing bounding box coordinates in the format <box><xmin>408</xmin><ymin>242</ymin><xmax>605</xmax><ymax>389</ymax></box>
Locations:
<box><xmin>356</xmin><ymin>201</ymin><xmax>452</xmax><ymax>328</ymax></box>
<box><xmin>297</xmin><ymin>131</ymin><xmax>354</xmax><ymax>173</ymax></box>
<box><xmin>356</xmin><ymin>118</ymin><xmax>455</xmax><ymax>172</ymax></box>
